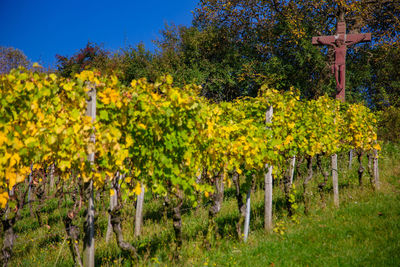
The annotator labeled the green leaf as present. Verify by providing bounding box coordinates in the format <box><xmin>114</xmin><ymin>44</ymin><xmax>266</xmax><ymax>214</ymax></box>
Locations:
<box><xmin>71</xmin><ymin>108</ymin><xmax>80</xmax><ymax>120</ymax></box>
<box><xmin>99</xmin><ymin>110</ymin><xmax>109</xmax><ymax>121</ymax></box>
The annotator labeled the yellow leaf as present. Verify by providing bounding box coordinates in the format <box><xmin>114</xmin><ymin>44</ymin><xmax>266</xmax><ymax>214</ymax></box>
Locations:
<box><xmin>110</xmin><ymin>189</ymin><xmax>115</xmax><ymax>196</ymax></box>
<box><xmin>134</xmin><ymin>182</ymin><xmax>142</xmax><ymax>196</ymax></box>
<box><xmin>126</xmin><ymin>136</ymin><xmax>133</xmax><ymax>147</ymax></box>
<box><xmin>165</xmin><ymin>75</ymin><xmax>173</xmax><ymax>85</ymax></box>
<box><xmin>9</xmin><ymin>154</ymin><xmax>20</xmax><ymax>167</ymax></box>
<box><xmin>373</xmin><ymin>143</ymin><xmax>381</xmax><ymax>151</ymax></box>
<box><xmin>16</xmin><ymin>173</ymin><xmax>25</xmax><ymax>184</ymax></box>
<box><xmin>73</xmin><ymin>124</ymin><xmax>81</xmax><ymax>135</ymax></box>
<box><xmin>116</xmin><ymin>101</ymin><xmax>122</xmax><ymax>108</ymax></box>
<box><xmin>59</xmin><ymin>160</ymin><xmax>70</xmax><ymax>171</ymax></box>
<box><xmin>138</xmin><ymin>123</ymin><xmax>147</xmax><ymax>130</ymax></box>
<box><xmin>81</xmin><ymin>172</ymin><xmax>90</xmax><ymax>183</ymax></box>
<box><xmin>284</xmin><ymin>135</ymin><xmax>294</xmax><ymax>145</ymax></box>
<box><xmin>20</xmin><ymin>166</ymin><xmax>31</xmax><ymax>176</ymax></box>
<box><xmin>111</xmin><ymin>75</ymin><xmax>118</xmax><ymax>86</ymax></box>
<box><xmin>0</xmin><ymin>191</ymin><xmax>9</xmax><ymax>209</ymax></box>
<box><xmin>0</xmin><ymin>132</ymin><xmax>7</xmax><ymax>146</ymax></box>
<box><xmin>151</xmin><ymin>93</ymin><xmax>161</xmax><ymax>101</ymax></box>
<box><xmin>25</xmin><ymin>81</ymin><xmax>34</xmax><ymax>91</ymax></box>
<box><xmin>30</xmin><ymin>102</ymin><xmax>38</xmax><ymax>111</ymax></box>
<box><xmin>63</xmin><ymin>82</ymin><xmax>73</xmax><ymax>91</ymax></box>
<box><xmin>94</xmin><ymin>172</ymin><xmax>102</xmax><ymax>181</ymax></box>
<box><xmin>6</xmin><ymin>170</ymin><xmax>17</xmax><ymax>189</ymax></box>
<box><xmin>49</xmin><ymin>73</ymin><xmax>57</xmax><ymax>81</ymax></box>
<box><xmin>48</xmin><ymin>135</ymin><xmax>57</xmax><ymax>145</ymax></box>
<box><xmin>56</xmin><ymin>125</ymin><xmax>65</xmax><ymax>134</ymax></box>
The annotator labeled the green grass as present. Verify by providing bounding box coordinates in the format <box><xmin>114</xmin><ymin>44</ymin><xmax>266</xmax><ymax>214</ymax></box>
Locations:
<box><xmin>8</xmin><ymin>143</ymin><xmax>400</xmax><ymax>266</ymax></box>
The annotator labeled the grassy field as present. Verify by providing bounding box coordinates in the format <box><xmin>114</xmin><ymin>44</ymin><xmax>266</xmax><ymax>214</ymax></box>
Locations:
<box><xmin>9</xmin><ymin>143</ymin><xmax>400</xmax><ymax>266</ymax></box>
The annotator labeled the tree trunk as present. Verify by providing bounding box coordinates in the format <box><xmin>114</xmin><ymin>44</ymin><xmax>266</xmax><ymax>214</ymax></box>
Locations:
<box><xmin>284</xmin><ymin>157</ymin><xmax>296</xmax><ymax>217</ymax></box>
<box><xmin>357</xmin><ymin>151</ymin><xmax>364</xmax><ymax>187</ymax></box>
<box><xmin>332</xmin><ymin>154</ymin><xmax>339</xmax><ymax>207</ymax></box>
<box><xmin>64</xmin><ymin>215</ymin><xmax>83</xmax><ymax>267</ymax></box>
<box><xmin>317</xmin><ymin>154</ymin><xmax>329</xmax><ymax>208</ymax></box>
<box><xmin>171</xmin><ymin>194</ymin><xmax>184</xmax><ymax>257</ymax></box>
<box><xmin>1</xmin><ymin>185</ymin><xmax>29</xmax><ymax>266</ymax></box>
<box><xmin>134</xmin><ymin>183</ymin><xmax>145</xmax><ymax>237</ymax></box>
<box><xmin>367</xmin><ymin>153</ymin><xmax>373</xmax><ymax>186</ymax></box>
<box><xmin>303</xmin><ymin>156</ymin><xmax>314</xmax><ymax>215</ymax></box>
<box><xmin>106</xmin><ymin>177</ymin><xmax>118</xmax><ymax>243</ymax></box>
<box><xmin>34</xmin><ymin>183</ymin><xmax>45</xmax><ymax>227</ymax></box>
<box><xmin>232</xmin><ymin>171</ymin><xmax>246</xmax><ymax>239</ymax></box>
<box><xmin>207</xmin><ymin>172</ymin><xmax>224</xmax><ymax>244</ymax></box>
<box><xmin>109</xmin><ymin>205</ymin><xmax>138</xmax><ymax>258</ymax></box>
<box><xmin>1</xmin><ymin>217</ymin><xmax>16</xmax><ymax>267</ymax></box>
<box><xmin>28</xmin><ymin>164</ymin><xmax>34</xmax><ymax>217</ymax></box>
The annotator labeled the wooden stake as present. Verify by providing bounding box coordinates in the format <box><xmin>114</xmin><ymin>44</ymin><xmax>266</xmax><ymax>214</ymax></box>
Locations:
<box><xmin>349</xmin><ymin>149</ymin><xmax>353</xmax><ymax>169</ymax></box>
<box><xmin>134</xmin><ymin>183</ymin><xmax>145</xmax><ymax>237</ymax></box>
<box><xmin>332</xmin><ymin>154</ymin><xmax>339</xmax><ymax>208</ymax></box>
<box><xmin>106</xmin><ymin>174</ymin><xmax>119</xmax><ymax>243</ymax></box>
<box><xmin>289</xmin><ymin>156</ymin><xmax>296</xmax><ymax>185</ymax></box>
<box><xmin>243</xmin><ymin>188</ymin><xmax>251</xmax><ymax>242</ymax></box>
<box><xmin>373</xmin><ymin>149</ymin><xmax>380</xmax><ymax>190</ymax></box>
<box><xmin>83</xmin><ymin>84</ymin><xmax>96</xmax><ymax>267</ymax></box>
<box><xmin>264</xmin><ymin>105</ymin><xmax>273</xmax><ymax>232</ymax></box>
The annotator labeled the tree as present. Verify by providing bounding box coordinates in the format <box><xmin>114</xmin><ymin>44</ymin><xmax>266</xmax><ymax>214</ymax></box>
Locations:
<box><xmin>155</xmin><ymin>24</ymin><xmax>246</xmax><ymax>101</ymax></box>
<box><xmin>0</xmin><ymin>47</ymin><xmax>30</xmax><ymax>74</ymax></box>
<box><xmin>118</xmin><ymin>43</ymin><xmax>160</xmax><ymax>84</ymax></box>
<box><xmin>56</xmin><ymin>42</ymin><xmax>111</xmax><ymax>77</ymax></box>
<box><xmin>190</xmin><ymin>0</ymin><xmax>399</xmax><ymax>103</ymax></box>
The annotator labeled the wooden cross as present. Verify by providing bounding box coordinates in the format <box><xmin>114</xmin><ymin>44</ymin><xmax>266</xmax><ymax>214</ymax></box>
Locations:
<box><xmin>312</xmin><ymin>20</ymin><xmax>371</xmax><ymax>102</ymax></box>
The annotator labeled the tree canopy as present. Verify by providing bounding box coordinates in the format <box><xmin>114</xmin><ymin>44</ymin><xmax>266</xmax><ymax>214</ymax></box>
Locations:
<box><xmin>0</xmin><ymin>47</ymin><xmax>30</xmax><ymax>74</ymax></box>
<box><xmin>50</xmin><ymin>1</ymin><xmax>399</xmax><ymax>108</ymax></box>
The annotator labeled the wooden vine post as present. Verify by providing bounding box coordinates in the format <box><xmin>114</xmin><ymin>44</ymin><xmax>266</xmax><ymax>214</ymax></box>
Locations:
<box><xmin>289</xmin><ymin>156</ymin><xmax>296</xmax><ymax>186</ymax></box>
<box><xmin>312</xmin><ymin>8</ymin><xmax>371</xmax><ymax>208</ymax></box>
<box><xmin>349</xmin><ymin>150</ymin><xmax>353</xmax><ymax>169</ymax></box>
<box><xmin>134</xmin><ymin>183</ymin><xmax>145</xmax><ymax>237</ymax></box>
<box><xmin>83</xmin><ymin>83</ymin><xmax>96</xmax><ymax>267</ymax></box>
<box><xmin>264</xmin><ymin>105</ymin><xmax>273</xmax><ymax>232</ymax></box>
<box><xmin>373</xmin><ymin>148</ymin><xmax>380</xmax><ymax>190</ymax></box>
<box><xmin>331</xmin><ymin>154</ymin><xmax>339</xmax><ymax>207</ymax></box>
<box><xmin>243</xmin><ymin>188</ymin><xmax>251</xmax><ymax>242</ymax></box>
<box><xmin>106</xmin><ymin>173</ymin><xmax>119</xmax><ymax>243</ymax></box>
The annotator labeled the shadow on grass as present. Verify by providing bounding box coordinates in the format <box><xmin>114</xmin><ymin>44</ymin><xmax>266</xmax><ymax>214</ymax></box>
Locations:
<box><xmin>142</xmin><ymin>198</ymin><xmax>210</xmax><ymax>224</ymax></box>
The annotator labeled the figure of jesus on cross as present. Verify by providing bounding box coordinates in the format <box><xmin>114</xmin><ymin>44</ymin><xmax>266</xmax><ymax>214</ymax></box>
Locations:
<box><xmin>312</xmin><ymin>21</ymin><xmax>371</xmax><ymax>101</ymax></box>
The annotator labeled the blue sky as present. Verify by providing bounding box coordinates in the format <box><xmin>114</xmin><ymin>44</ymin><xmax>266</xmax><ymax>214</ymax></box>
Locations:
<box><xmin>0</xmin><ymin>0</ymin><xmax>198</xmax><ymax>68</ymax></box>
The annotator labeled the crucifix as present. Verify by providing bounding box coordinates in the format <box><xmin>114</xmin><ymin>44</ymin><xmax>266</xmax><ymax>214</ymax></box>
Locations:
<box><xmin>312</xmin><ymin>19</ymin><xmax>371</xmax><ymax>102</ymax></box>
